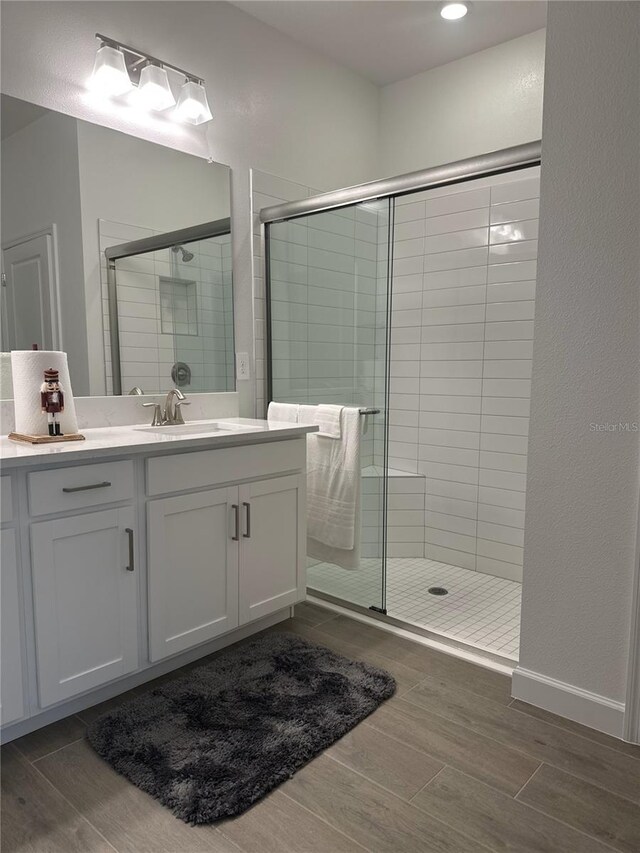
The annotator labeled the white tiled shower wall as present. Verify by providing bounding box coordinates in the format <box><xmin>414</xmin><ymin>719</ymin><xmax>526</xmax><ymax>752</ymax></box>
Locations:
<box><xmin>99</xmin><ymin>220</ymin><xmax>233</xmax><ymax>395</ymax></box>
<box><xmin>388</xmin><ymin>168</ymin><xmax>539</xmax><ymax>581</ymax></box>
<box><xmin>252</xmin><ymin>171</ymin><xmax>388</xmax><ymax>469</ymax></box>
<box><xmin>252</xmin><ymin>167</ymin><xmax>539</xmax><ymax>582</ymax></box>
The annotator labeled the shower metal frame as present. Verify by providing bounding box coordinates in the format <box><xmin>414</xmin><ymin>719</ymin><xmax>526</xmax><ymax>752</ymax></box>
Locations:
<box><xmin>260</xmin><ymin>140</ymin><xmax>542</xmax><ymax>639</ymax></box>
<box><xmin>105</xmin><ymin>217</ymin><xmax>231</xmax><ymax>395</ymax></box>
<box><xmin>260</xmin><ymin>140</ymin><xmax>541</xmax><ymax>224</ymax></box>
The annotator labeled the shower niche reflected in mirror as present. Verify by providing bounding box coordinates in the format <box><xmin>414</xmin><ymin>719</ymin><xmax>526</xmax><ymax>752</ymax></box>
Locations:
<box><xmin>107</xmin><ymin>222</ymin><xmax>234</xmax><ymax>395</ymax></box>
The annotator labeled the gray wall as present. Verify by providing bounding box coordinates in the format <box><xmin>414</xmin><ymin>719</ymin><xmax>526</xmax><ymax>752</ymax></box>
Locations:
<box><xmin>379</xmin><ymin>28</ymin><xmax>545</xmax><ymax>177</ymax></box>
<box><xmin>520</xmin><ymin>0</ymin><xmax>640</xmax><ymax>702</ymax></box>
<box><xmin>1</xmin><ymin>111</ymin><xmax>90</xmax><ymax>394</ymax></box>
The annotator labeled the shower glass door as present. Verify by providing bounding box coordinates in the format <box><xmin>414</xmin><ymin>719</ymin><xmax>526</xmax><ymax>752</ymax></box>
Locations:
<box><xmin>267</xmin><ymin>198</ymin><xmax>392</xmax><ymax>613</ymax></box>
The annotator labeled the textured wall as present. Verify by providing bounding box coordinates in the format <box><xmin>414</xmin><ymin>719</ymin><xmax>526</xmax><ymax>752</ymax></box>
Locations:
<box><xmin>520</xmin><ymin>1</ymin><xmax>640</xmax><ymax>701</ymax></box>
<box><xmin>379</xmin><ymin>29</ymin><xmax>546</xmax><ymax>177</ymax></box>
<box><xmin>0</xmin><ymin>1</ymin><xmax>380</xmax><ymax>410</ymax></box>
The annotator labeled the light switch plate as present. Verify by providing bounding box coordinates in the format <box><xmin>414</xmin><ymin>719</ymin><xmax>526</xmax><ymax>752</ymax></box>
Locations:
<box><xmin>236</xmin><ymin>352</ymin><xmax>250</xmax><ymax>380</ymax></box>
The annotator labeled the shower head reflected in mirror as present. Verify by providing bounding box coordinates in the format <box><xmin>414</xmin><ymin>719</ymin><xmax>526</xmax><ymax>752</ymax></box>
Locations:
<box><xmin>172</xmin><ymin>244</ymin><xmax>194</xmax><ymax>262</ymax></box>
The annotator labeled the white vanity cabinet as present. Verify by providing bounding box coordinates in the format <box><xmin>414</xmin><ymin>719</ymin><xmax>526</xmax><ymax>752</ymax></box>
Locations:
<box><xmin>146</xmin><ymin>440</ymin><xmax>306</xmax><ymax>662</ymax></box>
<box><xmin>0</xmin><ymin>425</ymin><xmax>311</xmax><ymax>742</ymax></box>
<box><xmin>238</xmin><ymin>475</ymin><xmax>305</xmax><ymax>624</ymax></box>
<box><xmin>25</xmin><ymin>462</ymin><xmax>139</xmax><ymax>707</ymax></box>
<box><xmin>1</xmin><ymin>477</ymin><xmax>25</xmax><ymax>726</ymax></box>
<box><xmin>31</xmin><ymin>507</ymin><xmax>139</xmax><ymax>707</ymax></box>
<box><xmin>147</xmin><ymin>487</ymin><xmax>239</xmax><ymax>661</ymax></box>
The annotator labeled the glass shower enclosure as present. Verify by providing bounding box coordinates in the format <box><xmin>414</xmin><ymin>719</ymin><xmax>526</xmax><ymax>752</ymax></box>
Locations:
<box><xmin>262</xmin><ymin>141</ymin><xmax>542</xmax><ymax>639</ymax></box>
<box><xmin>266</xmin><ymin>200</ymin><xmax>392</xmax><ymax>613</ymax></box>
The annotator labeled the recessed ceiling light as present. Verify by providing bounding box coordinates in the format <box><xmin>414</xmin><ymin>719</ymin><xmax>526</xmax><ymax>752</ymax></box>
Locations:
<box><xmin>440</xmin><ymin>2</ymin><xmax>470</xmax><ymax>21</ymax></box>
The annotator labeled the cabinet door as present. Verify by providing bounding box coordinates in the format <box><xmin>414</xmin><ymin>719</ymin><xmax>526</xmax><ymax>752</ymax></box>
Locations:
<box><xmin>31</xmin><ymin>508</ymin><xmax>139</xmax><ymax>707</ymax></box>
<box><xmin>147</xmin><ymin>488</ymin><xmax>239</xmax><ymax>662</ymax></box>
<box><xmin>1</xmin><ymin>529</ymin><xmax>25</xmax><ymax>725</ymax></box>
<box><xmin>238</xmin><ymin>474</ymin><xmax>305</xmax><ymax>624</ymax></box>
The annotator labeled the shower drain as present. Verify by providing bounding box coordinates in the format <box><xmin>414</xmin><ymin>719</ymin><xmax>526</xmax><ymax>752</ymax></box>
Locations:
<box><xmin>428</xmin><ymin>586</ymin><xmax>449</xmax><ymax>596</ymax></box>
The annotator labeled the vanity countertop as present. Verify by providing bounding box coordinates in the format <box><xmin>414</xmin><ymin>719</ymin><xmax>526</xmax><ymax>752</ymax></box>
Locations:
<box><xmin>0</xmin><ymin>419</ymin><xmax>318</xmax><ymax>470</ymax></box>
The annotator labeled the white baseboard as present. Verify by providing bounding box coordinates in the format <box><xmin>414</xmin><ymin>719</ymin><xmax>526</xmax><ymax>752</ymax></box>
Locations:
<box><xmin>512</xmin><ymin>666</ymin><xmax>626</xmax><ymax>739</ymax></box>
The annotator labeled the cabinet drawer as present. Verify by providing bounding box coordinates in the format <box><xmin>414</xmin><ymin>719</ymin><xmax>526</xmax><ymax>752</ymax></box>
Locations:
<box><xmin>146</xmin><ymin>438</ymin><xmax>306</xmax><ymax>496</ymax></box>
<box><xmin>28</xmin><ymin>461</ymin><xmax>135</xmax><ymax>517</ymax></box>
<box><xmin>1</xmin><ymin>476</ymin><xmax>13</xmax><ymax>523</ymax></box>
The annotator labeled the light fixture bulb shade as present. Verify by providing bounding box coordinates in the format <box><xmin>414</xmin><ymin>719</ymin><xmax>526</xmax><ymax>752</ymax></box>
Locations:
<box><xmin>135</xmin><ymin>64</ymin><xmax>176</xmax><ymax>111</ymax></box>
<box><xmin>175</xmin><ymin>80</ymin><xmax>213</xmax><ymax>125</ymax></box>
<box><xmin>440</xmin><ymin>2</ymin><xmax>470</xmax><ymax>20</ymax></box>
<box><xmin>90</xmin><ymin>44</ymin><xmax>133</xmax><ymax>96</ymax></box>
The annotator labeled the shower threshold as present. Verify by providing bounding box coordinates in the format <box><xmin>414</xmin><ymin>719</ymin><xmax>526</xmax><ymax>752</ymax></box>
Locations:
<box><xmin>307</xmin><ymin>557</ymin><xmax>521</xmax><ymax>667</ymax></box>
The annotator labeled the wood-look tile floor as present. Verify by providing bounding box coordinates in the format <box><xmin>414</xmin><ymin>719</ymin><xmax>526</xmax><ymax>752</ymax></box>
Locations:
<box><xmin>3</xmin><ymin>603</ymin><xmax>640</xmax><ymax>853</ymax></box>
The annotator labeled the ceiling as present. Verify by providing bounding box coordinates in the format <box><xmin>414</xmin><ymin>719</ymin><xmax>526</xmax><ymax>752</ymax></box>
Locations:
<box><xmin>231</xmin><ymin>1</ymin><xmax>547</xmax><ymax>86</ymax></box>
<box><xmin>1</xmin><ymin>94</ymin><xmax>49</xmax><ymax>140</ymax></box>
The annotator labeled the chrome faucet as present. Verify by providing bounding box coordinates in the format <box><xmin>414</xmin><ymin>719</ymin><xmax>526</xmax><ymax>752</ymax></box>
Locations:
<box><xmin>164</xmin><ymin>388</ymin><xmax>190</xmax><ymax>424</ymax></box>
<box><xmin>142</xmin><ymin>389</ymin><xmax>190</xmax><ymax>426</ymax></box>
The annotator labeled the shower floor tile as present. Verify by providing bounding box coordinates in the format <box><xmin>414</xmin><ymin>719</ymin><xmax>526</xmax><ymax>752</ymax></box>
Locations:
<box><xmin>307</xmin><ymin>557</ymin><xmax>522</xmax><ymax>660</ymax></box>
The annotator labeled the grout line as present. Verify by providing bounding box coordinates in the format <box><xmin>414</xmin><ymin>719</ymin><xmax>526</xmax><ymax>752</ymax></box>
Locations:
<box><xmin>322</xmin><ymin>754</ymin><xmax>495</xmax><ymax>852</ymax></box>
<box><xmin>278</xmin><ymin>786</ymin><xmax>373</xmax><ymax>852</ymax></box>
<box><xmin>512</xmin><ymin>760</ymin><xmax>544</xmax><ymax>799</ymax></box>
<box><xmin>511</xmin><ymin>768</ymin><xmax>624</xmax><ymax>853</ymax></box>
<box><xmin>30</xmin><ymin>735</ymin><xmax>87</xmax><ymax>765</ymax></box>
<box><xmin>506</xmin><ymin>701</ymin><xmax>640</xmax><ymax>764</ymax></box>
<box><xmin>26</xmin><ymin>757</ymin><xmax>120</xmax><ymax>853</ymax></box>
<box><xmin>408</xmin><ymin>763</ymin><xmax>449</xmax><ymax>802</ymax></box>
<box><xmin>399</xmin><ymin>690</ymin><xmax>640</xmax><ymax>805</ymax></box>
<box><xmin>415</xmin><ymin>760</ymin><xmax>624</xmax><ymax>853</ymax></box>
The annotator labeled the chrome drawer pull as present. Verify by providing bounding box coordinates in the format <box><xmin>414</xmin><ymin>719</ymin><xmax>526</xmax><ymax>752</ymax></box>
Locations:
<box><xmin>62</xmin><ymin>481</ymin><xmax>112</xmax><ymax>493</ymax></box>
<box><xmin>243</xmin><ymin>502</ymin><xmax>251</xmax><ymax>538</ymax></box>
<box><xmin>125</xmin><ymin>528</ymin><xmax>135</xmax><ymax>572</ymax></box>
<box><xmin>231</xmin><ymin>504</ymin><xmax>240</xmax><ymax>541</ymax></box>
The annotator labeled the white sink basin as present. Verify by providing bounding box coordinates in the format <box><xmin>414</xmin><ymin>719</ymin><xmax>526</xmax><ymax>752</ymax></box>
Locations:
<box><xmin>136</xmin><ymin>421</ymin><xmax>263</xmax><ymax>436</ymax></box>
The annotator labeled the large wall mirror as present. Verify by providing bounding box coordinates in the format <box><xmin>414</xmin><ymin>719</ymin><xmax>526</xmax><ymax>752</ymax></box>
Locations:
<box><xmin>0</xmin><ymin>94</ymin><xmax>233</xmax><ymax>398</ymax></box>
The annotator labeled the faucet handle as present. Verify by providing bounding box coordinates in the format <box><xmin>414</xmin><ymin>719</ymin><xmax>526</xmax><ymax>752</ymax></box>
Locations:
<box><xmin>142</xmin><ymin>402</ymin><xmax>163</xmax><ymax>426</ymax></box>
<box><xmin>173</xmin><ymin>399</ymin><xmax>190</xmax><ymax>425</ymax></box>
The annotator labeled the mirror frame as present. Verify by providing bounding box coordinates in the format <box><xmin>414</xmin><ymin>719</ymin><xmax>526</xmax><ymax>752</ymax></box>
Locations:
<box><xmin>105</xmin><ymin>216</ymin><xmax>231</xmax><ymax>395</ymax></box>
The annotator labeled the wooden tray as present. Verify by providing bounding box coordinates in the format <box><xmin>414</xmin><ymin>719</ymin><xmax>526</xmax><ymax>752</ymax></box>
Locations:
<box><xmin>8</xmin><ymin>432</ymin><xmax>86</xmax><ymax>445</ymax></box>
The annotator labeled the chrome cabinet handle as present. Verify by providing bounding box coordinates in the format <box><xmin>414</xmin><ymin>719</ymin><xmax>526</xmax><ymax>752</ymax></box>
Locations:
<box><xmin>62</xmin><ymin>481</ymin><xmax>111</xmax><ymax>493</ymax></box>
<box><xmin>231</xmin><ymin>504</ymin><xmax>240</xmax><ymax>541</ymax></box>
<box><xmin>243</xmin><ymin>502</ymin><xmax>251</xmax><ymax>538</ymax></box>
<box><xmin>125</xmin><ymin>528</ymin><xmax>135</xmax><ymax>572</ymax></box>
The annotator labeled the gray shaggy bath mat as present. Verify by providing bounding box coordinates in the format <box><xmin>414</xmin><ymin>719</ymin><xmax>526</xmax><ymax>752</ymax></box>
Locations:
<box><xmin>87</xmin><ymin>631</ymin><xmax>396</xmax><ymax>824</ymax></box>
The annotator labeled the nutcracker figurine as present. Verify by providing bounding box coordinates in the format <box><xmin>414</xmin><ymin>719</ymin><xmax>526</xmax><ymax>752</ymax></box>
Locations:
<box><xmin>40</xmin><ymin>367</ymin><xmax>64</xmax><ymax>436</ymax></box>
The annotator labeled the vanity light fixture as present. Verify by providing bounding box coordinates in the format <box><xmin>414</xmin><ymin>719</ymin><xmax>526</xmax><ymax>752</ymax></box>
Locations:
<box><xmin>440</xmin><ymin>2</ymin><xmax>470</xmax><ymax>20</ymax></box>
<box><xmin>175</xmin><ymin>80</ymin><xmax>213</xmax><ymax>125</ymax></box>
<box><xmin>90</xmin><ymin>43</ymin><xmax>133</xmax><ymax>97</ymax></box>
<box><xmin>90</xmin><ymin>34</ymin><xmax>212</xmax><ymax>124</ymax></box>
<box><xmin>135</xmin><ymin>64</ymin><xmax>176</xmax><ymax>111</ymax></box>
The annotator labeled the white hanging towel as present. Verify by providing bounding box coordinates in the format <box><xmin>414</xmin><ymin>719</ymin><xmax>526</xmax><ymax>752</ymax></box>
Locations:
<box><xmin>267</xmin><ymin>401</ymin><xmax>299</xmax><ymax>423</ymax></box>
<box><xmin>313</xmin><ymin>404</ymin><xmax>342</xmax><ymax>439</ymax></box>
<box><xmin>301</xmin><ymin>405</ymin><xmax>362</xmax><ymax>570</ymax></box>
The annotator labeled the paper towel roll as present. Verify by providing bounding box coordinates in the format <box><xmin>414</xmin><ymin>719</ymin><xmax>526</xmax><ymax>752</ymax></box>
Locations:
<box><xmin>0</xmin><ymin>353</ymin><xmax>13</xmax><ymax>400</ymax></box>
<box><xmin>11</xmin><ymin>350</ymin><xmax>79</xmax><ymax>435</ymax></box>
